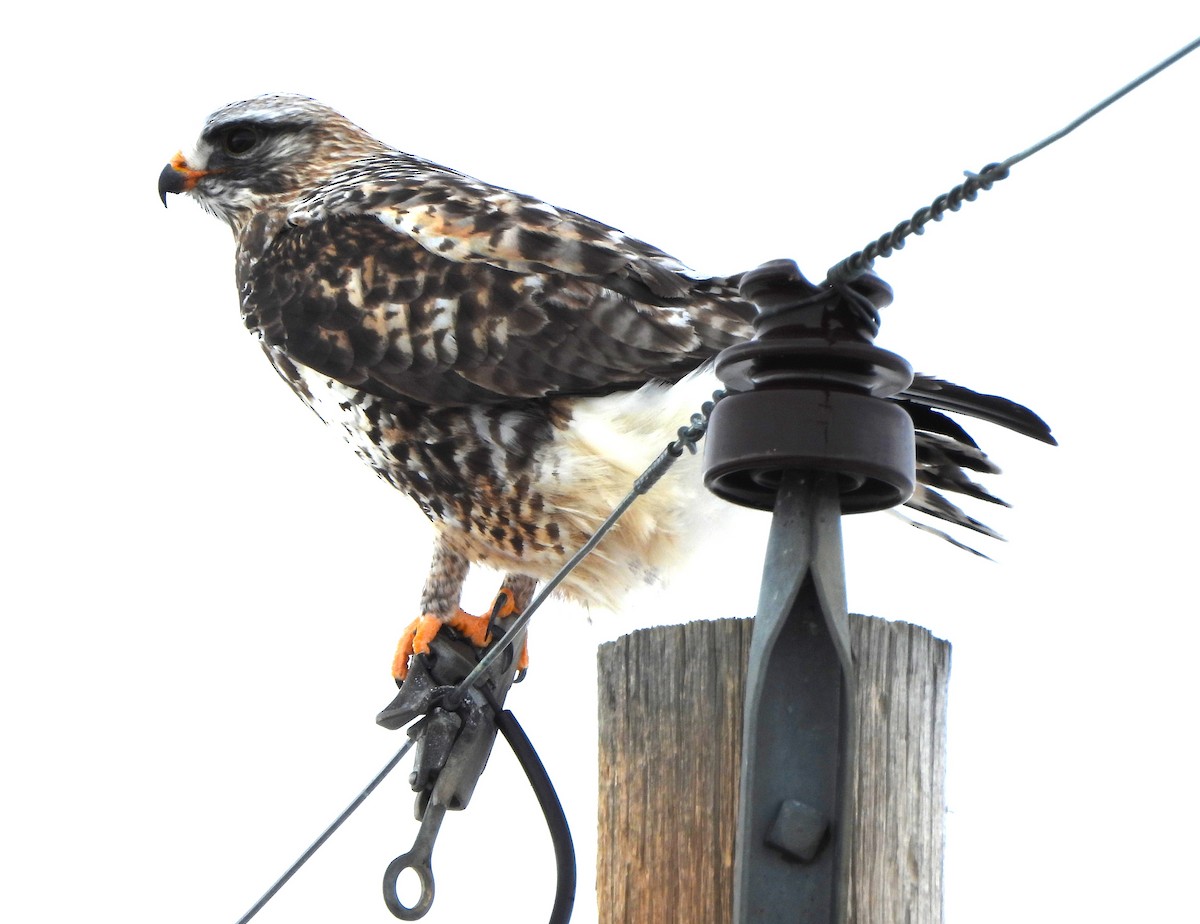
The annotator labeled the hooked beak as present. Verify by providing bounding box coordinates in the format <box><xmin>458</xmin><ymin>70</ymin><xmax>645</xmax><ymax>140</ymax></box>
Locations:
<box><xmin>158</xmin><ymin>152</ymin><xmax>211</xmax><ymax>206</ymax></box>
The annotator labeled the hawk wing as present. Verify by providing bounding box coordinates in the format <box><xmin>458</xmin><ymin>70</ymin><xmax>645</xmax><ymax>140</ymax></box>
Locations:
<box><xmin>239</xmin><ymin>156</ymin><xmax>754</xmax><ymax>407</ymax></box>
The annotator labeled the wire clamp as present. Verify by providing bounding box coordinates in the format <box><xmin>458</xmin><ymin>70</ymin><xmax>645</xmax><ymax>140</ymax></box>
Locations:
<box><xmin>375</xmin><ymin>622</ymin><xmax>527</xmax><ymax>919</ymax></box>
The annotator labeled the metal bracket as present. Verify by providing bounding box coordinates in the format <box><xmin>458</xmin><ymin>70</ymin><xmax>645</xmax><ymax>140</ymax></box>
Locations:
<box><xmin>704</xmin><ymin>260</ymin><xmax>916</xmax><ymax>923</ymax></box>
<box><xmin>734</xmin><ymin>469</ymin><xmax>856</xmax><ymax>921</ymax></box>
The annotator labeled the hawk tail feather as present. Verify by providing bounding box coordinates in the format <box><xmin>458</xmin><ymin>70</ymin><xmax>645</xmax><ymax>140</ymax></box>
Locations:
<box><xmin>905</xmin><ymin>483</ymin><xmax>1004</xmax><ymax>540</ymax></box>
<box><xmin>903</xmin><ymin>375</ymin><xmax>1056</xmax><ymax>446</ymax></box>
<box><xmin>889</xmin><ymin>510</ymin><xmax>994</xmax><ymax>560</ymax></box>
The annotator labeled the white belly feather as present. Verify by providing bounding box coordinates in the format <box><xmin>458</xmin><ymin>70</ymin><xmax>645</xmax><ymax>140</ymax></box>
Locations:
<box><xmin>529</xmin><ymin>371</ymin><xmax>724</xmax><ymax>609</ymax></box>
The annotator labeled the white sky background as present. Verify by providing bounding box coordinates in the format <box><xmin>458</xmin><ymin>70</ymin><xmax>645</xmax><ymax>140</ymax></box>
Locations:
<box><xmin>2</xmin><ymin>3</ymin><xmax>1198</xmax><ymax>922</ymax></box>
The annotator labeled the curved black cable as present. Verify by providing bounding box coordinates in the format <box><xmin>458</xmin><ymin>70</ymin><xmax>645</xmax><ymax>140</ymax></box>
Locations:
<box><xmin>495</xmin><ymin>707</ymin><xmax>577</xmax><ymax>924</ymax></box>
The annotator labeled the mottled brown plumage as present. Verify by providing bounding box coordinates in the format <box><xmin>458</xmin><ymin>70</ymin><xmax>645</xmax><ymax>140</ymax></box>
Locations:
<box><xmin>160</xmin><ymin>94</ymin><xmax>1054</xmax><ymax>679</ymax></box>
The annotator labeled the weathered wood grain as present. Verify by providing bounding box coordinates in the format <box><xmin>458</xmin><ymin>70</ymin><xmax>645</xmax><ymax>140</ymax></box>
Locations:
<box><xmin>597</xmin><ymin>616</ymin><xmax>949</xmax><ymax>924</ymax></box>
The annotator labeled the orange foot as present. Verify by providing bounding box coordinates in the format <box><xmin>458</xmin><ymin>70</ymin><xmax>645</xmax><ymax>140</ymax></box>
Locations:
<box><xmin>488</xmin><ymin>590</ymin><xmax>530</xmax><ymax>675</ymax></box>
<box><xmin>392</xmin><ymin>609</ymin><xmax>492</xmax><ymax>681</ymax></box>
<box><xmin>392</xmin><ymin>590</ymin><xmax>531</xmax><ymax>682</ymax></box>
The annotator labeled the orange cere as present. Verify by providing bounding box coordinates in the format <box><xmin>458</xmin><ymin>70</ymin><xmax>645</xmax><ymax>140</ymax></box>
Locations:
<box><xmin>168</xmin><ymin>151</ymin><xmax>214</xmax><ymax>190</ymax></box>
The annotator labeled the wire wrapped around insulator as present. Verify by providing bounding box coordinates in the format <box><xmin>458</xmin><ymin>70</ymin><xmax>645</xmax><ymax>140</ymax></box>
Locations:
<box><xmin>827</xmin><ymin>163</ymin><xmax>1010</xmax><ymax>284</ymax></box>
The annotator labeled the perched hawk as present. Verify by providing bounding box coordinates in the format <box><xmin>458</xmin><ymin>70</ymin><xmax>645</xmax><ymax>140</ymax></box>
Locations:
<box><xmin>160</xmin><ymin>94</ymin><xmax>1054</xmax><ymax>681</ymax></box>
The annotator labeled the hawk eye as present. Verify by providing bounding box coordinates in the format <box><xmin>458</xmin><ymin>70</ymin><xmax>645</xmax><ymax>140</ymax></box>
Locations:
<box><xmin>223</xmin><ymin>126</ymin><xmax>259</xmax><ymax>155</ymax></box>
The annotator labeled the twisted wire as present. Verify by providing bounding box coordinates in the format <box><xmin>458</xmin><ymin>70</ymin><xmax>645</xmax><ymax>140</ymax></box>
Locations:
<box><xmin>827</xmin><ymin>35</ymin><xmax>1200</xmax><ymax>286</ymax></box>
<box><xmin>827</xmin><ymin>164</ymin><xmax>1009</xmax><ymax>283</ymax></box>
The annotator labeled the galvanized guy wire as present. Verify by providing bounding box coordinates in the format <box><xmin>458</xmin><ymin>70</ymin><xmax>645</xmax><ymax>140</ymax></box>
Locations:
<box><xmin>234</xmin><ymin>723</ymin><xmax>425</xmax><ymax>924</ymax></box>
<box><xmin>826</xmin><ymin>35</ymin><xmax>1200</xmax><ymax>284</ymax></box>
<box><xmin>1002</xmin><ymin>35</ymin><xmax>1200</xmax><ymax>169</ymax></box>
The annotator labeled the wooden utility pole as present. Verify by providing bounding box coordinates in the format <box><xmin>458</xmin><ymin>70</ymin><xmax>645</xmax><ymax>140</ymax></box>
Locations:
<box><xmin>597</xmin><ymin>615</ymin><xmax>950</xmax><ymax>924</ymax></box>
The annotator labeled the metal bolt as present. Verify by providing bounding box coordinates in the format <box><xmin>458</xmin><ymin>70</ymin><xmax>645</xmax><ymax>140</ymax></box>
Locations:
<box><xmin>766</xmin><ymin>799</ymin><xmax>829</xmax><ymax>863</ymax></box>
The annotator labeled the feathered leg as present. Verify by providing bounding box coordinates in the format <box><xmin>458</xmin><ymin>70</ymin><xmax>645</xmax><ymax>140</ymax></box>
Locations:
<box><xmin>392</xmin><ymin>534</ymin><xmax>488</xmax><ymax>681</ymax></box>
<box><xmin>392</xmin><ymin>538</ymin><xmax>540</xmax><ymax>681</ymax></box>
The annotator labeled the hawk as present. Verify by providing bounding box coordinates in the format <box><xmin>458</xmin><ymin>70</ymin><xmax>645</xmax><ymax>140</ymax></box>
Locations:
<box><xmin>159</xmin><ymin>94</ymin><xmax>1054</xmax><ymax>682</ymax></box>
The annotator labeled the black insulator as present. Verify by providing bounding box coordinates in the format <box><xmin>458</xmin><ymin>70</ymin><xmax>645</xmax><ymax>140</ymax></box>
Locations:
<box><xmin>703</xmin><ymin>260</ymin><xmax>916</xmax><ymax>513</ymax></box>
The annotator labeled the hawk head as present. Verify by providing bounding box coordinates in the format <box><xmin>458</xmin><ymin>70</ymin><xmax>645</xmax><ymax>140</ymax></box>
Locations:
<box><xmin>158</xmin><ymin>93</ymin><xmax>387</xmax><ymax>232</ymax></box>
